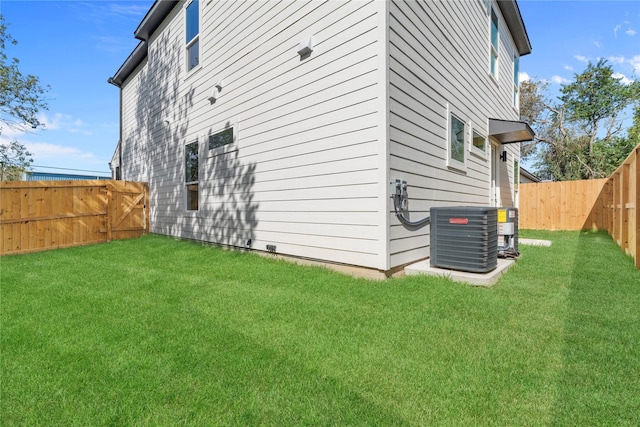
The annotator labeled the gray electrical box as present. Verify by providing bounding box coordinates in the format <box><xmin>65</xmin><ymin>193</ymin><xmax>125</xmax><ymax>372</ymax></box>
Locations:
<box><xmin>497</xmin><ymin>207</ymin><xmax>519</xmax><ymax>257</ymax></box>
<box><xmin>430</xmin><ymin>207</ymin><xmax>498</xmax><ymax>273</ymax></box>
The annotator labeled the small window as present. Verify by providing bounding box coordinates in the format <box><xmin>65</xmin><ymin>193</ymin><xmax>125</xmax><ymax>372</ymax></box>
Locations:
<box><xmin>209</xmin><ymin>127</ymin><xmax>234</xmax><ymax>150</ymax></box>
<box><xmin>449</xmin><ymin>113</ymin><xmax>466</xmax><ymax>166</ymax></box>
<box><xmin>513</xmin><ymin>55</ymin><xmax>520</xmax><ymax>108</ymax></box>
<box><xmin>186</xmin><ymin>0</ymin><xmax>199</xmax><ymax>72</ymax></box>
<box><xmin>514</xmin><ymin>159</ymin><xmax>519</xmax><ymax>190</ymax></box>
<box><xmin>185</xmin><ymin>141</ymin><xmax>199</xmax><ymax>210</ymax></box>
<box><xmin>472</xmin><ymin>130</ymin><xmax>487</xmax><ymax>153</ymax></box>
<box><xmin>490</xmin><ymin>8</ymin><xmax>499</xmax><ymax>78</ymax></box>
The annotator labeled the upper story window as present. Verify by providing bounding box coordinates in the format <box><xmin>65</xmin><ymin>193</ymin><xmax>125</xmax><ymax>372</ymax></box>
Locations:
<box><xmin>513</xmin><ymin>55</ymin><xmax>520</xmax><ymax>108</ymax></box>
<box><xmin>186</xmin><ymin>0</ymin><xmax>199</xmax><ymax>72</ymax></box>
<box><xmin>490</xmin><ymin>8</ymin><xmax>499</xmax><ymax>79</ymax></box>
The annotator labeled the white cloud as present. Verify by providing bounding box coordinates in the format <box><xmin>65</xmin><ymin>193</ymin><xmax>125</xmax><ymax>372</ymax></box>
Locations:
<box><xmin>613</xmin><ymin>73</ymin><xmax>634</xmax><ymax>86</ymax></box>
<box><xmin>107</xmin><ymin>4</ymin><xmax>150</xmax><ymax>17</ymax></box>
<box><xmin>551</xmin><ymin>75</ymin><xmax>570</xmax><ymax>85</ymax></box>
<box><xmin>24</xmin><ymin>142</ymin><xmax>98</xmax><ymax>165</ymax></box>
<box><xmin>626</xmin><ymin>28</ymin><xmax>637</xmax><ymax>36</ymax></box>
<box><xmin>594</xmin><ymin>41</ymin><xmax>601</xmax><ymax>48</ymax></box>
<box><xmin>38</xmin><ymin>113</ymin><xmax>92</xmax><ymax>136</ymax></box>
<box><xmin>563</xmin><ymin>65</ymin><xmax>574</xmax><ymax>71</ymax></box>
<box><xmin>614</xmin><ymin>24</ymin><xmax>622</xmax><ymax>37</ymax></box>
<box><xmin>518</xmin><ymin>71</ymin><xmax>531</xmax><ymax>83</ymax></box>
<box><xmin>609</xmin><ymin>55</ymin><xmax>626</xmax><ymax>64</ymax></box>
<box><xmin>574</xmin><ymin>55</ymin><xmax>589</xmax><ymax>63</ymax></box>
<box><xmin>631</xmin><ymin>55</ymin><xmax>640</xmax><ymax>73</ymax></box>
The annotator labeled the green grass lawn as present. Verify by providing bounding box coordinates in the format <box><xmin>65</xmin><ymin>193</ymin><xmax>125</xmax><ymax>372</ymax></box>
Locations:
<box><xmin>1</xmin><ymin>231</ymin><xmax>639</xmax><ymax>426</ymax></box>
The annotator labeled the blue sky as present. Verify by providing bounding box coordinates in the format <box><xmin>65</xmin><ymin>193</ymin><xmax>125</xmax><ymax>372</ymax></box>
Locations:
<box><xmin>0</xmin><ymin>0</ymin><xmax>638</xmax><ymax>176</ymax></box>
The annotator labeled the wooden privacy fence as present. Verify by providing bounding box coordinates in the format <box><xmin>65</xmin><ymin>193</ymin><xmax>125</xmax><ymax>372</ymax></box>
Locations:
<box><xmin>520</xmin><ymin>143</ymin><xmax>639</xmax><ymax>268</ymax></box>
<box><xmin>0</xmin><ymin>180</ymin><xmax>149</xmax><ymax>256</ymax></box>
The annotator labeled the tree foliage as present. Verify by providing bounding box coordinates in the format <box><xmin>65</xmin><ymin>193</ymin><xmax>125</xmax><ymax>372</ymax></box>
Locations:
<box><xmin>0</xmin><ymin>14</ymin><xmax>48</xmax><ymax>180</ymax></box>
<box><xmin>0</xmin><ymin>139</ymin><xmax>32</xmax><ymax>180</ymax></box>
<box><xmin>0</xmin><ymin>14</ymin><xmax>48</xmax><ymax>130</ymax></box>
<box><xmin>520</xmin><ymin>60</ymin><xmax>639</xmax><ymax>181</ymax></box>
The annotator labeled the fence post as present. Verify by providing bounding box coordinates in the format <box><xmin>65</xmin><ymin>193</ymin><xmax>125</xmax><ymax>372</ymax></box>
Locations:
<box><xmin>106</xmin><ymin>182</ymin><xmax>113</xmax><ymax>242</ymax></box>
<box><xmin>635</xmin><ymin>147</ymin><xmax>640</xmax><ymax>268</ymax></box>
<box><xmin>620</xmin><ymin>164</ymin><xmax>629</xmax><ymax>251</ymax></box>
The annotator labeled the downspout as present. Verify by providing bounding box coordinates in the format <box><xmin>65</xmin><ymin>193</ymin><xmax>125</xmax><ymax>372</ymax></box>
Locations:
<box><xmin>108</xmin><ymin>77</ymin><xmax>124</xmax><ymax>180</ymax></box>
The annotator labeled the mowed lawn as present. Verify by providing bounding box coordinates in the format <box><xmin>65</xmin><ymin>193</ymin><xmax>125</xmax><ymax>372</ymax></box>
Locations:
<box><xmin>1</xmin><ymin>231</ymin><xmax>639</xmax><ymax>426</ymax></box>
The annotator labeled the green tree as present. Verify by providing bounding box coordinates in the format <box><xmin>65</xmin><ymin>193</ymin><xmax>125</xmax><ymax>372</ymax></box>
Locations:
<box><xmin>520</xmin><ymin>61</ymin><xmax>639</xmax><ymax>180</ymax></box>
<box><xmin>0</xmin><ymin>139</ymin><xmax>32</xmax><ymax>180</ymax></box>
<box><xmin>0</xmin><ymin>14</ymin><xmax>48</xmax><ymax>180</ymax></box>
<box><xmin>560</xmin><ymin>59</ymin><xmax>638</xmax><ymax>160</ymax></box>
<box><xmin>1</xmin><ymin>14</ymin><xmax>48</xmax><ymax>129</ymax></box>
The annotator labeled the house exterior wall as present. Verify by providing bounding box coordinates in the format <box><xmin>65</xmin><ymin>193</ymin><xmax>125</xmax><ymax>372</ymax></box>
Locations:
<box><xmin>387</xmin><ymin>0</ymin><xmax>522</xmax><ymax>268</ymax></box>
<box><xmin>114</xmin><ymin>0</ymin><xmax>528</xmax><ymax>274</ymax></box>
<box><xmin>118</xmin><ymin>0</ymin><xmax>389</xmax><ymax>270</ymax></box>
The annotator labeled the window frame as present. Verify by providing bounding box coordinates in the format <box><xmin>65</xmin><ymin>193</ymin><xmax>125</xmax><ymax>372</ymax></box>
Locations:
<box><xmin>184</xmin><ymin>139</ymin><xmax>199</xmax><ymax>211</ymax></box>
<box><xmin>470</xmin><ymin>128</ymin><xmax>488</xmax><ymax>159</ymax></box>
<box><xmin>207</xmin><ymin>121</ymin><xmax>239</xmax><ymax>158</ymax></box>
<box><xmin>490</xmin><ymin>7</ymin><xmax>499</xmax><ymax>80</ymax></box>
<box><xmin>447</xmin><ymin>106</ymin><xmax>467</xmax><ymax>172</ymax></box>
<box><xmin>185</xmin><ymin>0</ymin><xmax>200</xmax><ymax>74</ymax></box>
<box><xmin>513</xmin><ymin>55</ymin><xmax>520</xmax><ymax>109</ymax></box>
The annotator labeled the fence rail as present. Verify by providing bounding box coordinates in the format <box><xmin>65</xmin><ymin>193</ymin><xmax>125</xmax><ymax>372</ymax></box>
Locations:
<box><xmin>520</xmin><ymin>144</ymin><xmax>639</xmax><ymax>268</ymax></box>
<box><xmin>0</xmin><ymin>180</ymin><xmax>148</xmax><ymax>256</ymax></box>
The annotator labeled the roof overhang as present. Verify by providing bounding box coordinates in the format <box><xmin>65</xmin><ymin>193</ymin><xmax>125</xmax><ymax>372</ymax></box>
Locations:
<box><xmin>108</xmin><ymin>1</ymin><xmax>178</xmax><ymax>88</ymax></box>
<box><xmin>489</xmin><ymin>118</ymin><xmax>535</xmax><ymax>144</ymax></box>
<box><xmin>497</xmin><ymin>0</ymin><xmax>532</xmax><ymax>56</ymax></box>
<box><xmin>108</xmin><ymin>41</ymin><xmax>148</xmax><ymax>87</ymax></box>
<box><xmin>520</xmin><ymin>167</ymin><xmax>541</xmax><ymax>183</ymax></box>
<box><xmin>134</xmin><ymin>0</ymin><xmax>179</xmax><ymax>41</ymax></box>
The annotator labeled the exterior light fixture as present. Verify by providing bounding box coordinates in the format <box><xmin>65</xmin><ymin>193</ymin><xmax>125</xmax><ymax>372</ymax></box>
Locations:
<box><xmin>297</xmin><ymin>35</ymin><xmax>314</xmax><ymax>57</ymax></box>
<box><xmin>208</xmin><ymin>80</ymin><xmax>225</xmax><ymax>104</ymax></box>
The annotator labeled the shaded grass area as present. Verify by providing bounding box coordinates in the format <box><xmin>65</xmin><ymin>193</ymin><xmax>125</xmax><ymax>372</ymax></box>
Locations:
<box><xmin>1</xmin><ymin>231</ymin><xmax>638</xmax><ymax>425</ymax></box>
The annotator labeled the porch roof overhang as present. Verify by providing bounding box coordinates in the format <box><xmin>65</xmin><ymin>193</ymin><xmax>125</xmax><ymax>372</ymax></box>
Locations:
<box><xmin>489</xmin><ymin>118</ymin><xmax>535</xmax><ymax>144</ymax></box>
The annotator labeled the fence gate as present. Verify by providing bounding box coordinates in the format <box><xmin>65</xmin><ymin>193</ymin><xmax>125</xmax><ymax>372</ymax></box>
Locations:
<box><xmin>107</xmin><ymin>181</ymin><xmax>149</xmax><ymax>241</ymax></box>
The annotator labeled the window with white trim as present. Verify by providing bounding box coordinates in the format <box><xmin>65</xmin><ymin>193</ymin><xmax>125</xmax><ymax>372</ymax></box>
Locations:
<box><xmin>185</xmin><ymin>0</ymin><xmax>199</xmax><ymax>72</ymax></box>
<box><xmin>472</xmin><ymin>129</ymin><xmax>487</xmax><ymax>155</ymax></box>
<box><xmin>209</xmin><ymin>126</ymin><xmax>234</xmax><ymax>150</ymax></box>
<box><xmin>490</xmin><ymin>8</ymin><xmax>499</xmax><ymax>78</ymax></box>
<box><xmin>513</xmin><ymin>55</ymin><xmax>520</xmax><ymax>108</ymax></box>
<box><xmin>185</xmin><ymin>140</ymin><xmax>199</xmax><ymax>210</ymax></box>
<box><xmin>449</xmin><ymin>112</ymin><xmax>466</xmax><ymax>168</ymax></box>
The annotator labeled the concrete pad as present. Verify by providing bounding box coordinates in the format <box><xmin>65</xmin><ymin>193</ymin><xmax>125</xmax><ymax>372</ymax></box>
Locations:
<box><xmin>519</xmin><ymin>238</ymin><xmax>552</xmax><ymax>247</ymax></box>
<box><xmin>404</xmin><ymin>258</ymin><xmax>516</xmax><ymax>287</ymax></box>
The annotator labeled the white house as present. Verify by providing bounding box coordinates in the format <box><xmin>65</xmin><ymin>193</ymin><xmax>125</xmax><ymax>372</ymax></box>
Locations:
<box><xmin>109</xmin><ymin>0</ymin><xmax>533</xmax><ymax>277</ymax></box>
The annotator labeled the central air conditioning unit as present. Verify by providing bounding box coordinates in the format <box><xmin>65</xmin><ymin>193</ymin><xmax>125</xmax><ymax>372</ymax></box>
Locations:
<box><xmin>430</xmin><ymin>207</ymin><xmax>498</xmax><ymax>273</ymax></box>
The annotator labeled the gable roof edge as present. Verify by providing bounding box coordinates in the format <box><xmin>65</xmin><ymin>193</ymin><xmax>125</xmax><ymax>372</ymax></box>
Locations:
<box><xmin>497</xmin><ymin>0</ymin><xmax>532</xmax><ymax>56</ymax></box>
<box><xmin>134</xmin><ymin>0</ymin><xmax>180</xmax><ymax>41</ymax></box>
<box><xmin>108</xmin><ymin>41</ymin><xmax>147</xmax><ymax>87</ymax></box>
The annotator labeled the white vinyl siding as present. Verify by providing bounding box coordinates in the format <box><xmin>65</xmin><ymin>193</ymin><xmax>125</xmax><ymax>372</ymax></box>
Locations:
<box><xmin>119</xmin><ymin>0</ymin><xmax>385</xmax><ymax>269</ymax></box>
<box><xmin>387</xmin><ymin>0</ymin><xmax>520</xmax><ymax>268</ymax></box>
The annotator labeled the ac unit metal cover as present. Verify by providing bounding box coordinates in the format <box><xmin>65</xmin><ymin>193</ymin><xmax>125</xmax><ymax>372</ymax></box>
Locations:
<box><xmin>430</xmin><ymin>207</ymin><xmax>498</xmax><ymax>273</ymax></box>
